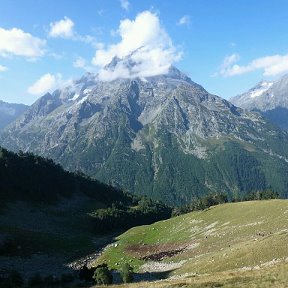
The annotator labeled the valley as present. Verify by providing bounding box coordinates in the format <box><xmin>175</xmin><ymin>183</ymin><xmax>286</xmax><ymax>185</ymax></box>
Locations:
<box><xmin>1</xmin><ymin>2</ymin><xmax>288</xmax><ymax>287</ymax></box>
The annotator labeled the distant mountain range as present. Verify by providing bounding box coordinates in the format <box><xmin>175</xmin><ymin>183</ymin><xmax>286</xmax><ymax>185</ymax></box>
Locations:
<box><xmin>1</xmin><ymin>59</ymin><xmax>288</xmax><ymax>205</ymax></box>
<box><xmin>0</xmin><ymin>100</ymin><xmax>28</xmax><ymax>131</ymax></box>
<box><xmin>230</xmin><ymin>74</ymin><xmax>288</xmax><ymax>130</ymax></box>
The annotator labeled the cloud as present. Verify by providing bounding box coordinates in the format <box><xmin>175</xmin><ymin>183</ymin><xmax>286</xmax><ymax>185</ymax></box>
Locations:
<box><xmin>177</xmin><ymin>15</ymin><xmax>190</xmax><ymax>26</ymax></box>
<box><xmin>217</xmin><ymin>53</ymin><xmax>288</xmax><ymax>77</ymax></box>
<box><xmin>27</xmin><ymin>73</ymin><xmax>63</xmax><ymax>95</ymax></box>
<box><xmin>120</xmin><ymin>0</ymin><xmax>130</xmax><ymax>11</ymax></box>
<box><xmin>73</xmin><ymin>57</ymin><xmax>87</xmax><ymax>69</ymax></box>
<box><xmin>48</xmin><ymin>16</ymin><xmax>99</xmax><ymax>47</ymax></box>
<box><xmin>0</xmin><ymin>65</ymin><xmax>8</xmax><ymax>72</ymax></box>
<box><xmin>73</xmin><ymin>56</ymin><xmax>95</xmax><ymax>72</ymax></box>
<box><xmin>48</xmin><ymin>16</ymin><xmax>74</xmax><ymax>38</ymax></box>
<box><xmin>0</xmin><ymin>27</ymin><xmax>46</xmax><ymax>58</ymax></box>
<box><xmin>92</xmin><ymin>11</ymin><xmax>181</xmax><ymax>81</ymax></box>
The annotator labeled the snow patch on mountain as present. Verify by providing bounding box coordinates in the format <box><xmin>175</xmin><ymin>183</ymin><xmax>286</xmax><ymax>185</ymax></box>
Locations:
<box><xmin>71</xmin><ymin>93</ymin><xmax>80</xmax><ymax>101</ymax></box>
<box><xmin>250</xmin><ymin>81</ymin><xmax>274</xmax><ymax>98</ymax></box>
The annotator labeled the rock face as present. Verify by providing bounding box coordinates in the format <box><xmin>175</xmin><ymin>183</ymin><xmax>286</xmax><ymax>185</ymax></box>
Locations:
<box><xmin>2</xmin><ymin>65</ymin><xmax>288</xmax><ymax>205</ymax></box>
<box><xmin>230</xmin><ymin>75</ymin><xmax>288</xmax><ymax>130</ymax></box>
<box><xmin>0</xmin><ymin>100</ymin><xmax>28</xmax><ymax>131</ymax></box>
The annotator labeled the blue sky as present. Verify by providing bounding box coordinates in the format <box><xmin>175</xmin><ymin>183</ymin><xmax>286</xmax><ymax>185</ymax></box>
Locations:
<box><xmin>0</xmin><ymin>0</ymin><xmax>288</xmax><ymax>104</ymax></box>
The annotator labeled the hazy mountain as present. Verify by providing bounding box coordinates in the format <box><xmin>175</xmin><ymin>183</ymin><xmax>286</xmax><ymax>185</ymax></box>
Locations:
<box><xmin>2</xmin><ymin>61</ymin><xmax>288</xmax><ymax>205</ymax></box>
<box><xmin>230</xmin><ymin>74</ymin><xmax>288</xmax><ymax>130</ymax></box>
<box><xmin>0</xmin><ymin>100</ymin><xmax>28</xmax><ymax>131</ymax></box>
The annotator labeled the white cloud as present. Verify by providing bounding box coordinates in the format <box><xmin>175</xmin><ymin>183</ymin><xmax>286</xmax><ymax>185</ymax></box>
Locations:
<box><xmin>92</xmin><ymin>11</ymin><xmax>181</xmax><ymax>81</ymax></box>
<box><xmin>73</xmin><ymin>56</ymin><xmax>95</xmax><ymax>72</ymax></box>
<box><xmin>0</xmin><ymin>65</ymin><xmax>8</xmax><ymax>72</ymax></box>
<box><xmin>27</xmin><ymin>73</ymin><xmax>63</xmax><ymax>95</ymax></box>
<box><xmin>177</xmin><ymin>15</ymin><xmax>190</xmax><ymax>26</ymax></box>
<box><xmin>48</xmin><ymin>17</ymin><xmax>74</xmax><ymax>38</ymax></box>
<box><xmin>48</xmin><ymin>16</ymin><xmax>99</xmax><ymax>47</ymax></box>
<box><xmin>0</xmin><ymin>27</ymin><xmax>46</xmax><ymax>58</ymax></box>
<box><xmin>120</xmin><ymin>0</ymin><xmax>130</xmax><ymax>11</ymax></box>
<box><xmin>217</xmin><ymin>53</ymin><xmax>288</xmax><ymax>77</ymax></box>
<box><xmin>73</xmin><ymin>57</ymin><xmax>87</xmax><ymax>69</ymax></box>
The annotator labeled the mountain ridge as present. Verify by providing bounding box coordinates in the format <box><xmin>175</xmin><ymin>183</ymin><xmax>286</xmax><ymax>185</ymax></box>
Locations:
<box><xmin>0</xmin><ymin>100</ymin><xmax>28</xmax><ymax>131</ymax></box>
<box><xmin>230</xmin><ymin>74</ymin><xmax>288</xmax><ymax>130</ymax></box>
<box><xmin>2</xmin><ymin>63</ymin><xmax>288</xmax><ymax>205</ymax></box>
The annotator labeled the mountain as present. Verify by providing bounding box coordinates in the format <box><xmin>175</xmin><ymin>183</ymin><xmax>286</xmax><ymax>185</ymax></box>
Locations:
<box><xmin>0</xmin><ymin>147</ymin><xmax>170</xmax><ymax>279</ymax></box>
<box><xmin>2</xmin><ymin>61</ymin><xmax>288</xmax><ymax>205</ymax></box>
<box><xmin>0</xmin><ymin>100</ymin><xmax>28</xmax><ymax>131</ymax></box>
<box><xmin>230</xmin><ymin>75</ymin><xmax>288</xmax><ymax>130</ymax></box>
<box><xmin>96</xmin><ymin>200</ymin><xmax>288</xmax><ymax>287</ymax></box>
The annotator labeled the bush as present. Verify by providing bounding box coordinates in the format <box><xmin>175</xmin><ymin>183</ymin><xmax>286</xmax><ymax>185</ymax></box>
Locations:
<box><xmin>120</xmin><ymin>263</ymin><xmax>133</xmax><ymax>283</ymax></box>
<box><xmin>93</xmin><ymin>264</ymin><xmax>113</xmax><ymax>285</ymax></box>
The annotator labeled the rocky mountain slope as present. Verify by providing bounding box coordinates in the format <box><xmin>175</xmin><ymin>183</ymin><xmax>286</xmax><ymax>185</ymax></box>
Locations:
<box><xmin>0</xmin><ymin>100</ymin><xmax>28</xmax><ymax>131</ymax></box>
<box><xmin>230</xmin><ymin>75</ymin><xmax>288</xmax><ymax>130</ymax></box>
<box><xmin>2</xmin><ymin>61</ymin><xmax>288</xmax><ymax>205</ymax></box>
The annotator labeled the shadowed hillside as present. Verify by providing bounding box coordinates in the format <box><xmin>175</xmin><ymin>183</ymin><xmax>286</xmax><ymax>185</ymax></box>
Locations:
<box><xmin>0</xmin><ymin>147</ymin><xmax>171</xmax><ymax>281</ymax></box>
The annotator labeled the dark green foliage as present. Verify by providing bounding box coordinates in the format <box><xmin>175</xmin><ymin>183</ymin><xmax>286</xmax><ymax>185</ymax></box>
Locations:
<box><xmin>91</xmin><ymin>197</ymin><xmax>171</xmax><ymax>233</ymax></box>
<box><xmin>93</xmin><ymin>264</ymin><xmax>113</xmax><ymax>285</ymax></box>
<box><xmin>243</xmin><ymin>190</ymin><xmax>279</xmax><ymax>201</ymax></box>
<box><xmin>97</xmin><ymin>131</ymin><xmax>288</xmax><ymax>206</ymax></box>
<box><xmin>0</xmin><ymin>145</ymin><xmax>171</xmax><ymax>265</ymax></box>
<box><xmin>172</xmin><ymin>190</ymin><xmax>280</xmax><ymax>216</ymax></box>
<box><xmin>0</xmin><ymin>147</ymin><xmax>134</xmax><ymax>206</ymax></box>
<box><xmin>0</xmin><ymin>147</ymin><xmax>171</xmax><ymax>226</ymax></box>
<box><xmin>120</xmin><ymin>263</ymin><xmax>134</xmax><ymax>283</ymax></box>
<box><xmin>172</xmin><ymin>193</ymin><xmax>228</xmax><ymax>216</ymax></box>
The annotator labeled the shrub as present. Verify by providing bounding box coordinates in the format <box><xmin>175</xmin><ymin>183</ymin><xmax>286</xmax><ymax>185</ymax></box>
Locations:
<box><xmin>93</xmin><ymin>264</ymin><xmax>113</xmax><ymax>285</ymax></box>
<box><xmin>120</xmin><ymin>263</ymin><xmax>134</xmax><ymax>283</ymax></box>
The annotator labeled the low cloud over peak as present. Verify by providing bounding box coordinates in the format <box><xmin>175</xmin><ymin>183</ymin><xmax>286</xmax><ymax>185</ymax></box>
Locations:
<box><xmin>27</xmin><ymin>73</ymin><xmax>63</xmax><ymax>95</ymax></box>
<box><xmin>92</xmin><ymin>11</ymin><xmax>182</xmax><ymax>81</ymax></box>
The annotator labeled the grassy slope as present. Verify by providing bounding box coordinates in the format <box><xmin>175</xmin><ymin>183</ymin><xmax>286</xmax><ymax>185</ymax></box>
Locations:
<box><xmin>94</xmin><ymin>262</ymin><xmax>288</xmax><ymax>288</ymax></box>
<box><xmin>95</xmin><ymin>200</ymin><xmax>288</xmax><ymax>285</ymax></box>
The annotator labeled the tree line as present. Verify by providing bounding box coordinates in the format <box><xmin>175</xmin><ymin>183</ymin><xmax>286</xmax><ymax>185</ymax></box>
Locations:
<box><xmin>172</xmin><ymin>189</ymin><xmax>280</xmax><ymax>216</ymax></box>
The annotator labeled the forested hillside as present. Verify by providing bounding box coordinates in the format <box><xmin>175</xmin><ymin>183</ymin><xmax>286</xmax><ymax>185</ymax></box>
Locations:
<box><xmin>0</xmin><ymin>146</ymin><xmax>171</xmax><ymax>280</ymax></box>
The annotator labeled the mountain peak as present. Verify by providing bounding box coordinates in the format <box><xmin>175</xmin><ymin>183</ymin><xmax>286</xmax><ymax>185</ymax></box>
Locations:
<box><xmin>248</xmin><ymin>80</ymin><xmax>274</xmax><ymax>98</ymax></box>
<box><xmin>97</xmin><ymin>48</ymin><xmax>188</xmax><ymax>82</ymax></box>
